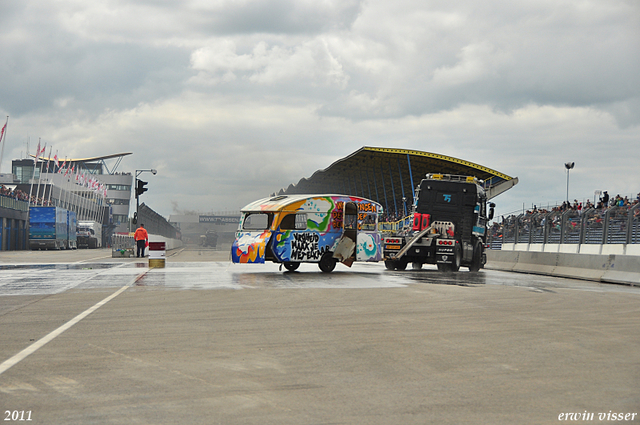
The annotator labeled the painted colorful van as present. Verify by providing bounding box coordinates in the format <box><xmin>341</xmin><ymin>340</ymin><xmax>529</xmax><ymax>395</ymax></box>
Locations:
<box><xmin>231</xmin><ymin>194</ymin><xmax>384</xmax><ymax>272</ymax></box>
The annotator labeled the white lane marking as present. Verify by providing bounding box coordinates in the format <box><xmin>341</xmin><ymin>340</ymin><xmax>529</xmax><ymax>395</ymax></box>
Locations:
<box><xmin>0</xmin><ymin>271</ymin><xmax>148</xmax><ymax>376</ymax></box>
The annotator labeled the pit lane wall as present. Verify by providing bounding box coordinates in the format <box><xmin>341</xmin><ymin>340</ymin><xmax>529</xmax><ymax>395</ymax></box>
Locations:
<box><xmin>486</xmin><ymin>244</ymin><xmax>640</xmax><ymax>286</ymax></box>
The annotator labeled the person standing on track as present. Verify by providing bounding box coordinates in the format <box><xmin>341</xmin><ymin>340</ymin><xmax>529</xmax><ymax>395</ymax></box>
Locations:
<box><xmin>134</xmin><ymin>223</ymin><xmax>149</xmax><ymax>258</ymax></box>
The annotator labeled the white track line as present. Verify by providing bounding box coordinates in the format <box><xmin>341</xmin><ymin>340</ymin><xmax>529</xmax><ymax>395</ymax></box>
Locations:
<box><xmin>0</xmin><ymin>270</ymin><xmax>148</xmax><ymax>376</ymax></box>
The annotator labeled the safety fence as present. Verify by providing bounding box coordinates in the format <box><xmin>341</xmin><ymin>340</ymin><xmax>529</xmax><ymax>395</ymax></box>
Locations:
<box><xmin>111</xmin><ymin>234</ymin><xmax>135</xmax><ymax>257</ymax></box>
<box><xmin>0</xmin><ymin>195</ymin><xmax>29</xmax><ymax>212</ymax></box>
<box><xmin>379</xmin><ymin>216</ymin><xmax>412</xmax><ymax>233</ymax></box>
<box><xmin>135</xmin><ymin>203</ymin><xmax>181</xmax><ymax>240</ymax></box>
<box><xmin>488</xmin><ymin>204</ymin><xmax>640</xmax><ymax>249</ymax></box>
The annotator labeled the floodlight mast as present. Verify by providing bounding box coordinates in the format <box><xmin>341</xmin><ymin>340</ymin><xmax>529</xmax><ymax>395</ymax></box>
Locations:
<box><xmin>565</xmin><ymin>162</ymin><xmax>575</xmax><ymax>203</ymax></box>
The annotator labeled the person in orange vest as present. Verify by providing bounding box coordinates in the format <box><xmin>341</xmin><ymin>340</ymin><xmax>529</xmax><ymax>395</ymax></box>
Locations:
<box><xmin>134</xmin><ymin>223</ymin><xmax>149</xmax><ymax>258</ymax></box>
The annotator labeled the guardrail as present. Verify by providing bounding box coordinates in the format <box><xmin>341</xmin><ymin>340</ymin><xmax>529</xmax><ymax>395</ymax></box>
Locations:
<box><xmin>488</xmin><ymin>205</ymin><xmax>640</xmax><ymax>250</ymax></box>
<box><xmin>0</xmin><ymin>196</ymin><xmax>29</xmax><ymax>212</ymax></box>
<box><xmin>379</xmin><ymin>216</ymin><xmax>412</xmax><ymax>233</ymax></box>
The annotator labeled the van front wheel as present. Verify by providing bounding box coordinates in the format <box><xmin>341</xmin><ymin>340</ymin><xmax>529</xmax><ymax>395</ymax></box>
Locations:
<box><xmin>283</xmin><ymin>262</ymin><xmax>299</xmax><ymax>272</ymax></box>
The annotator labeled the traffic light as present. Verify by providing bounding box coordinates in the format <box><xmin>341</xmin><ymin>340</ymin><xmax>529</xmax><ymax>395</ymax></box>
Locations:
<box><xmin>136</xmin><ymin>179</ymin><xmax>148</xmax><ymax>197</ymax></box>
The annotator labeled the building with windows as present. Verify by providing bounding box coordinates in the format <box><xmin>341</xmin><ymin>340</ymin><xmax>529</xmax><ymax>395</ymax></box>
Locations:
<box><xmin>11</xmin><ymin>153</ymin><xmax>134</xmax><ymax>233</ymax></box>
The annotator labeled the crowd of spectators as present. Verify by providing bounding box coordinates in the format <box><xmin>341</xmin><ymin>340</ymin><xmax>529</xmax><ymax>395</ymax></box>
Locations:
<box><xmin>488</xmin><ymin>191</ymin><xmax>640</xmax><ymax>244</ymax></box>
<box><xmin>380</xmin><ymin>212</ymin><xmax>404</xmax><ymax>223</ymax></box>
<box><xmin>0</xmin><ymin>184</ymin><xmax>53</xmax><ymax>206</ymax></box>
<box><xmin>524</xmin><ymin>191</ymin><xmax>639</xmax><ymax>217</ymax></box>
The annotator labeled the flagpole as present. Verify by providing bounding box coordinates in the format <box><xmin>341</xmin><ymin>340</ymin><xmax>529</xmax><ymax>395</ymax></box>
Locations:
<box><xmin>27</xmin><ymin>139</ymin><xmax>39</xmax><ymax>207</ymax></box>
<box><xmin>81</xmin><ymin>171</ymin><xmax>88</xmax><ymax>221</ymax></box>
<box><xmin>34</xmin><ymin>141</ymin><xmax>46</xmax><ymax>205</ymax></box>
<box><xmin>48</xmin><ymin>150</ymin><xmax>58</xmax><ymax>205</ymax></box>
<box><xmin>44</xmin><ymin>146</ymin><xmax>52</xmax><ymax>205</ymax></box>
<box><xmin>92</xmin><ymin>187</ymin><xmax>99</xmax><ymax>223</ymax></box>
<box><xmin>0</xmin><ymin>116</ymin><xmax>8</xmax><ymax>173</ymax></box>
<box><xmin>61</xmin><ymin>158</ymin><xmax>69</xmax><ymax>209</ymax></box>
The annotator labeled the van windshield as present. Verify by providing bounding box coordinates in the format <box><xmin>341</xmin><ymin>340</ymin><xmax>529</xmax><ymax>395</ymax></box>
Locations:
<box><xmin>242</xmin><ymin>212</ymin><xmax>272</xmax><ymax>230</ymax></box>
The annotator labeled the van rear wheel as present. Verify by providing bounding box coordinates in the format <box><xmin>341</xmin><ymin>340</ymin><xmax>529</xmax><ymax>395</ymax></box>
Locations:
<box><xmin>319</xmin><ymin>252</ymin><xmax>337</xmax><ymax>273</ymax></box>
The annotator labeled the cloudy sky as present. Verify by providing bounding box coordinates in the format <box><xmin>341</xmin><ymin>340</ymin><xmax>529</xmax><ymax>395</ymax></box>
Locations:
<box><xmin>1</xmin><ymin>0</ymin><xmax>638</xmax><ymax>218</ymax></box>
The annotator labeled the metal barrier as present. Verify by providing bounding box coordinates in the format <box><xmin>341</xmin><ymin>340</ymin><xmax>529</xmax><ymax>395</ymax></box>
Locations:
<box><xmin>111</xmin><ymin>234</ymin><xmax>135</xmax><ymax>257</ymax></box>
<box><xmin>0</xmin><ymin>196</ymin><xmax>29</xmax><ymax>212</ymax></box>
<box><xmin>489</xmin><ymin>204</ymin><xmax>640</xmax><ymax>247</ymax></box>
<box><xmin>378</xmin><ymin>216</ymin><xmax>412</xmax><ymax>233</ymax></box>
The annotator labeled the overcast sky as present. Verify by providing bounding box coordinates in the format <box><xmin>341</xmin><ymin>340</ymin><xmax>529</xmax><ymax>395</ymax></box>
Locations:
<box><xmin>1</xmin><ymin>0</ymin><xmax>638</xmax><ymax>218</ymax></box>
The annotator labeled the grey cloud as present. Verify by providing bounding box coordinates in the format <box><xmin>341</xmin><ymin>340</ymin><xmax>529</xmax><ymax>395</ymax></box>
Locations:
<box><xmin>191</xmin><ymin>0</ymin><xmax>363</xmax><ymax>35</ymax></box>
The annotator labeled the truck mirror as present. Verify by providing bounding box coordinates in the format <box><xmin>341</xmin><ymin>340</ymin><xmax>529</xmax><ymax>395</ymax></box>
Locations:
<box><xmin>488</xmin><ymin>203</ymin><xmax>495</xmax><ymax>220</ymax></box>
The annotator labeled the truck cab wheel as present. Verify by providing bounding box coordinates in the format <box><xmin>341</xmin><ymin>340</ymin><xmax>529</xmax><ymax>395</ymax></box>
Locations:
<box><xmin>451</xmin><ymin>244</ymin><xmax>461</xmax><ymax>272</ymax></box>
<box><xmin>384</xmin><ymin>260</ymin><xmax>396</xmax><ymax>270</ymax></box>
<box><xmin>412</xmin><ymin>262</ymin><xmax>423</xmax><ymax>270</ymax></box>
<box><xmin>468</xmin><ymin>242</ymin><xmax>482</xmax><ymax>272</ymax></box>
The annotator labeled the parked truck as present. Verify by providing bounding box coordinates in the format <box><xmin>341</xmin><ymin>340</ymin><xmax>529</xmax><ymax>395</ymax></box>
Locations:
<box><xmin>29</xmin><ymin>206</ymin><xmax>69</xmax><ymax>250</ymax></box>
<box><xmin>77</xmin><ymin>221</ymin><xmax>102</xmax><ymax>248</ymax></box>
<box><xmin>383</xmin><ymin>174</ymin><xmax>495</xmax><ymax>272</ymax></box>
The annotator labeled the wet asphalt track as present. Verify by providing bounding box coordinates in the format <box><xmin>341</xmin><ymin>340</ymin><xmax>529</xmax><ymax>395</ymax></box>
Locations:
<box><xmin>0</xmin><ymin>247</ymin><xmax>639</xmax><ymax>424</ymax></box>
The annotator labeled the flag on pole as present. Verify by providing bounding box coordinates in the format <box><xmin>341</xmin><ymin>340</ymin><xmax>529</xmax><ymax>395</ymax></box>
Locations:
<box><xmin>0</xmin><ymin>117</ymin><xmax>7</xmax><ymax>174</ymax></box>
<box><xmin>34</xmin><ymin>141</ymin><xmax>41</xmax><ymax>164</ymax></box>
<box><xmin>0</xmin><ymin>122</ymin><xmax>6</xmax><ymax>143</ymax></box>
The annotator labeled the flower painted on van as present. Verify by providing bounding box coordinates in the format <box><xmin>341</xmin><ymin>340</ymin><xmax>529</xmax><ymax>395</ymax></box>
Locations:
<box><xmin>232</xmin><ymin>230</ymin><xmax>270</xmax><ymax>263</ymax></box>
<box><xmin>303</xmin><ymin>197</ymin><xmax>334</xmax><ymax>232</ymax></box>
<box><xmin>356</xmin><ymin>233</ymin><xmax>381</xmax><ymax>261</ymax></box>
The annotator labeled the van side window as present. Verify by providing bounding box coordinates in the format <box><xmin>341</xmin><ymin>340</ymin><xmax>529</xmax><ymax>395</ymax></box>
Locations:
<box><xmin>280</xmin><ymin>213</ymin><xmax>307</xmax><ymax>230</ymax></box>
<box><xmin>295</xmin><ymin>214</ymin><xmax>307</xmax><ymax>230</ymax></box>
<box><xmin>360</xmin><ymin>213</ymin><xmax>377</xmax><ymax>231</ymax></box>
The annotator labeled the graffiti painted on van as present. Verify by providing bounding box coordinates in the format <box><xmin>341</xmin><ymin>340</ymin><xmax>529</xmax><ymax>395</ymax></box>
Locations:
<box><xmin>232</xmin><ymin>195</ymin><xmax>384</xmax><ymax>273</ymax></box>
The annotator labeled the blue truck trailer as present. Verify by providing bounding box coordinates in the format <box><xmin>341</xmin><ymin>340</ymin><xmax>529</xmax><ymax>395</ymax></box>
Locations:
<box><xmin>29</xmin><ymin>206</ymin><xmax>69</xmax><ymax>250</ymax></box>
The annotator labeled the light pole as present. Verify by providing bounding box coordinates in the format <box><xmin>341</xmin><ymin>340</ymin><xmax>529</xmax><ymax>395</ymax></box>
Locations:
<box><xmin>134</xmin><ymin>169</ymin><xmax>157</xmax><ymax>224</ymax></box>
<box><xmin>564</xmin><ymin>162</ymin><xmax>575</xmax><ymax>203</ymax></box>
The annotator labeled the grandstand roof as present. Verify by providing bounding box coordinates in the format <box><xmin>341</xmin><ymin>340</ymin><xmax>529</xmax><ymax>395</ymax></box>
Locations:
<box><xmin>277</xmin><ymin>147</ymin><xmax>518</xmax><ymax>205</ymax></box>
<box><xmin>34</xmin><ymin>153</ymin><xmax>133</xmax><ymax>162</ymax></box>
<box><xmin>28</xmin><ymin>152</ymin><xmax>132</xmax><ymax>175</ymax></box>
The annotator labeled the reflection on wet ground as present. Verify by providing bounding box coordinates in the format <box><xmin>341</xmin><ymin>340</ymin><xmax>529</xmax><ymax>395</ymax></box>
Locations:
<box><xmin>1</xmin><ymin>261</ymin><xmax>639</xmax><ymax>296</ymax></box>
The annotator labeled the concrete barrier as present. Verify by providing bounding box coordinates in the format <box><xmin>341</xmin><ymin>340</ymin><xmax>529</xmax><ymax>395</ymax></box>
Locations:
<box><xmin>602</xmin><ymin>255</ymin><xmax>640</xmax><ymax>285</ymax></box>
<box><xmin>486</xmin><ymin>250</ymin><xmax>640</xmax><ymax>286</ymax></box>
<box><xmin>148</xmin><ymin>233</ymin><xmax>183</xmax><ymax>251</ymax></box>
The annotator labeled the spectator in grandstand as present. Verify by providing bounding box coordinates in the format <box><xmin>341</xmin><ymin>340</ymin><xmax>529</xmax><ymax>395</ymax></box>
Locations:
<box><xmin>134</xmin><ymin>223</ymin><xmax>149</xmax><ymax>258</ymax></box>
<box><xmin>600</xmin><ymin>191</ymin><xmax>609</xmax><ymax>207</ymax></box>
